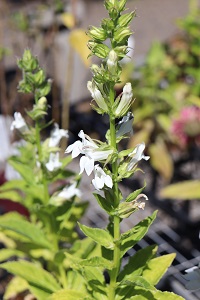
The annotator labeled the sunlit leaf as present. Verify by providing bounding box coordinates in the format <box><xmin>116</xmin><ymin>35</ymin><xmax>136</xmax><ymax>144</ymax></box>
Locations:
<box><xmin>50</xmin><ymin>289</ymin><xmax>87</xmax><ymax>300</ymax></box>
<box><xmin>60</xmin><ymin>12</ymin><xmax>75</xmax><ymax>29</ymax></box>
<box><xmin>149</xmin><ymin>140</ymin><xmax>173</xmax><ymax>181</ymax></box>
<box><xmin>78</xmin><ymin>223</ymin><xmax>114</xmax><ymax>249</ymax></box>
<box><xmin>3</xmin><ymin>276</ymin><xmax>29</xmax><ymax>300</ymax></box>
<box><xmin>120</xmin><ymin>211</ymin><xmax>157</xmax><ymax>257</ymax></box>
<box><xmin>160</xmin><ymin>180</ymin><xmax>200</xmax><ymax>200</ymax></box>
<box><xmin>1</xmin><ymin>261</ymin><xmax>60</xmax><ymax>294</ymax></box>
<box><xmin>0</xmin><ymin>216</ymin><xmax>52</xmax><ymax>249</ymax></box>
<box><xmin>142</xmin><ymin>253</ymin><xmax>176</xmax><ymax>285</ymax></box>
<box><xmin>69</xmin><ymin>29</ymin><xmax>91</xmax><ymax>67</ymax></box>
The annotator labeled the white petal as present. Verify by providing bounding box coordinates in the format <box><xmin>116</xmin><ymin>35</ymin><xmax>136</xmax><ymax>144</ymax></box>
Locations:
<box><xmin>105</xmin><ymin>175</ymin><xmax>113</xmax><ymax>188</ymax></box>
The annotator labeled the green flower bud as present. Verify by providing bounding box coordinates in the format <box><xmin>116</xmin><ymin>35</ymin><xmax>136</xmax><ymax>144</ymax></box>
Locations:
<box><xmin>117</xmin><ymin>0</ymin><xmax>127</xmax><ymax>12</ymax></box>
<box><xmin>114</xmin><ymin>27</ymin><xmax>132</xmax><ymax>44</ymax></box>
<box><xmin>101</xmin><ymin>18</ymin><xmax>114</xmax><ymax>33</ymax></box>
<box><xmin>17</xmin><ymin>49</ymin><xmax>39</xmax><ymax>71</ymax></box>
<box><xmin>88</xmin><ymin>26</ymin><xmax>107</xmax><ymax>42</ymax></box>
<box><xmin>34</xmin><ymin>69</ymin><xmax>46</xmax><ymax>86</ymax></box>
<box><xmin>118</xmin><ymin>11</ymin><xmax>135</xmax><ymax>27</ymax></box>
<box><xmin>36</xmin><ymin>80</ymin><xmax>51</xmax><ymax>98</ymax></box>
<box><xmin>88</xmin><ymin>42</ymin><xmax>110</xmax><ymax>58</ymax></box>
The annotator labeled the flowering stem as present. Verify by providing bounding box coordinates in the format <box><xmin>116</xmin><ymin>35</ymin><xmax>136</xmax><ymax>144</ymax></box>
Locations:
<box><xmin>34</xmin><ymin>95</ymin><xmax>49</xmax><ymax>204</ymax></box>
<box><xmin>108</xmin><ymin>86</ymin><xmax>121</xmax><ymax>299</ymax></box>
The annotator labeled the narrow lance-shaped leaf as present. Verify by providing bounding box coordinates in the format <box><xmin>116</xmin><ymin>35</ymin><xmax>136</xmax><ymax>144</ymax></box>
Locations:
<box><xmin>0</xmin><ymin>216</ymin><xmax>52</xmax><ymax>249</ymax></box>
<box><xmin>78</xmin><ymin>222</ymin><xmax>114</xmax><ymax>249</ymax></box>
<box><xmin>0</xmin><ymin>261</ymin><xmax>61</xmax><ymax>294</ymax></box>
<box><xmin>160</xmin><ymin>180</ymin><xmax>200</xmax><ymax>200</ymax></box>
<box><xmin>120</xmin><ymin>211</ymin><xmax>157</xmax><ymax>257</ymax></box>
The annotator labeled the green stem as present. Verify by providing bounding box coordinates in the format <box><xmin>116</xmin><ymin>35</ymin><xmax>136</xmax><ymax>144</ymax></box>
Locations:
<box><xmin>108</xmin><ymin>87</ymin><xmax>121</xmax><ymax>300</ymax></box>
<box><xmin>35</xmin><ymin>115</ymin><xmax>49</xmax><ymax>204</ymax></box>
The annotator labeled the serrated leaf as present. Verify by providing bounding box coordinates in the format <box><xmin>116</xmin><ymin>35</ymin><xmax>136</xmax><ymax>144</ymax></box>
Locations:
<box><xmin>1</xmin><ymin>261</ymin><xmax>60</xmax><ymax>294</ymax></box>
<box><xmin>78</xmin><ymin>223</ymin><xmax>114</xmax><ymax>249</ymax></box>
<box><xmin>160</xmin><ymin>180</ymin><xmax>200</xmax><ymax>200</ymax></box>
<box><xmin>142</xmin><ymin>253</ymin><xmax>176</xmax><ymax>285</ymax></box>
<box><xmin>120</xmin><ymin>211</ymin><xmax>157</xmax><ymax>257</ymax></box>
<box><xmin>0</xmin><ymin>216</ymin><xmax>52</xmax><ymax>249</ymax></box>
<box><xmin>49</xmin><ymin>289</ymin><xmax>87</xmax><ymax>300</ymax></box>
<box><xmin>129</xmin><ymin>288</ymin><xmax>184</xmax><ymax>299</ymax></box>
<box><xmin>69</xmin><ymin>29</ymin><xmax>91</xmax><ymax>67</ymax></box>
<box><xmin>79</xmin><ymin>256</ymin><xmax>113</xmax><ymax>270</ymax></box>
<box><xmin>149</xmin><ymin>141</ymin><xmax>173</xmax><ymax>181</ymax></box>
<box><xmin>3</xmin><ymin>276</ymin><xmax>29</xmax><ymax>300</ymax></box>
<box><xmin>118</xmin><ymin>245</ymin><xmax>158</xmax><ymax>281</ymax></box>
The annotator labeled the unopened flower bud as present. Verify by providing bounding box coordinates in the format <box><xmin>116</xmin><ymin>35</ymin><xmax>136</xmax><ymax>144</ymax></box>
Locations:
<box><xmin>114</xmin><ymin>27</ymin><xmax>131</xmax><ymax>44</ymax></box>
<box><xmin>38</xmin><ymin>97</ymin><xmax>47</xmax><ymax>110</ymax></box>
<box><xmin>88</xmin><ymin>42</ymin><xmax>110</xmax><ymax>58</ymax></box>
<box><xmin>88</xmin><ymin>26</ymin><xmax>107</xmax><ymax>42</ymax></box>
<box><xmin>87</xmin><ymin>81</ymin><xmax>108</xmax><ymax>112</ymax></box>
<box><xmin>115</xmin><ymin>83</ymin><xmax>134</xmax><ymax>117</ymax></box>
<box><xmin>107</xmin><ymin>50</ymin><xmax>118</xmax><ymax>74</ymax></box>
<box><xmin>118</xmin><ymin>11</ymin><xmax>135</xmax><ymax>27</ymax></box>
<box><xmin>117</xmin><ymin>194</ymin><xmax>148</xmax><ymax>218</ymax></box>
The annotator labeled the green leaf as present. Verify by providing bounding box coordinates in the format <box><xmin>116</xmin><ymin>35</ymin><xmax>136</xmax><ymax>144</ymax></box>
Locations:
<box><xmin>149</xmin><ymin>141</ymin><xmax>173</xmax><ymax>181</ymax></box>
<box><xmin>0</xmin><ymin>216</ymin><xmax>52</xmax><ymax>249</ymax></box>
<box><xmin>82</xmin><ymin>266</ymin><xmax>107</xmax><ymax>295</ymax></box>
<box><xmin>79</xmin><ymin>256</ymin><xmax>113</xmax><ymax>270</ymax></box>
<box><xmin>49</xmin><ymin>289</ymin><xmax>87</xmax><ymax>300</ymax></box>
<box><xmin>119</xmin><ymin>276</ymin><xmax>155</xmax><ymax>290</ymax></box>
<box><xmin>8</xmin><ymin>159</ymin><xmax>34</xmax><ymax>183</ymax></box>
<box><xmin>160</xmin><ymin>180</ymin><xmax>200</xmax><ymax>200</ymax></box>
<box><xmin>142</xmin><ymin>253</ymin><xmax>176</xmax><ymax>285</ymax></box>
<box><xmin>120</xmin><ymin>211</ymin><xmax>157</xmax><ymax>257</ymax></box>
<box><xmin>78</xmin><ymin>223</ymin><xmax>114</xmax><ymax>249</ymax></box>
<box><xmin>129</xmin><ymin>289</ymin><xmax>184</xmax><ymax>299</ymax></box>
<box><xmin>0</xmin><ymin>190</ymin><xmax>22</xmax><ymax>202</ymax></box>
<box><xmin>93</xmin><ymin>193</ymin><xmax>113</xmax><ymax>213</ymax></box>
<box><xmin>0</xmin><ymin>248</ymin><xmax>24</xmax><ymax>262</ymax></box>
<box><xmin>1</xmin><ymin>261</ymin><xmax>60</xmax><ymax>295</ymax></box>
<box><xmin>3</xmin><ymin>276</ymin><xmax>29</xmax><ymax>300</ymax></box>
<box><xmin>0</xmin><ymin>180</ymin><xmax>27</xmax><ymax>191</ymax></box>
<box><xmin>118</xmin><ymin>245</ymin><xmax>158</xmax><ymax>281</ymax></box>
<box><xmin>125</xmin><ymin>183</ymin><xmax>146</xmax><ymax>202</ymax></box>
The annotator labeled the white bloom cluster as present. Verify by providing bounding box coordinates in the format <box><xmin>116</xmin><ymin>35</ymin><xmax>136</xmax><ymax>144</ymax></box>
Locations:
<box><xmin>66</xmin><ymin>130</ymin><xmax>113</xmax><ymax>190</ymax></box>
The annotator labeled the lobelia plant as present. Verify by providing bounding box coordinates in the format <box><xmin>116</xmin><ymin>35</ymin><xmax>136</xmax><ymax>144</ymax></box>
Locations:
<box><xmin>61</xmin><ymin>1</ymin><xmax>184</xmax><ymax>299</ymax></box>
<box><xmin>0</xmin><ymin>1</ymin><xmax>185</xmax><ymax>299</ymax></box>
<box><xmin>0</xmin><ymin>50</ymin><xmax>90</xmax><ymax>299</ymax></box>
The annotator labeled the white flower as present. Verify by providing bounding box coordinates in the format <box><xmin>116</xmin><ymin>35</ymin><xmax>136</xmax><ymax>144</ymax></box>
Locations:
<box><xmin>115</xmin><ymin>83</ymin><xmax>133</xmax><ymax>117</ymax></box>
<box><xmin>107</xmin><ymin>50</ymin><xmax>118</xmax><ymax>74</ymax></box>
<box><xmin>45</xmin><ymin>152</ymin><xmax>62</xmax><ymax>172</ymax></box>
<box><xmin>10</xmin><ymin>112</ymin><xmax>28</xmax><ymax>133</ymax></box>
<box><xmin>127</xmin><ymin>142</ymin><xmax>150</xmax><ymax>171</ymax></box>
<box><xmin>92</xmin><ymin>164</ymin><xmax>113</xmax><ymax>190</ymax></box>
<box><xmin>87</xmin><ymin>81</ymin><xmax>108</xmax><ymax>112</ymax></box>
<box><xmin>66</xmin><ymin>130</ymin><xmax>113</xmax><ymax>176</ymax></box>
<box><xmin>49</xmin><ymin>123</ymin><xmax>68</xmax><ymax>147</ymax></box>
<box><xmin>58</xmin><ymin>183</ymin><xmax>81</xmax><ymax>200</ymax></box>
